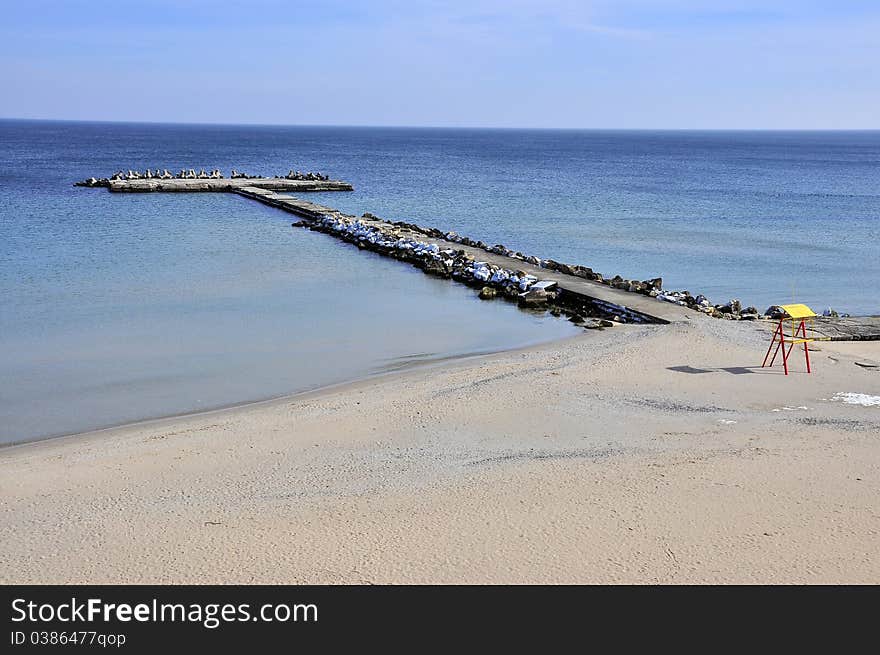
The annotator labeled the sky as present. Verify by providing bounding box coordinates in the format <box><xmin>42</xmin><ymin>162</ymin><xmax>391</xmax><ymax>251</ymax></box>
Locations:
<box><xmin>0</xmin><ymin>0</ymin><xmax>878</xmax><ymax>128</ymax></box>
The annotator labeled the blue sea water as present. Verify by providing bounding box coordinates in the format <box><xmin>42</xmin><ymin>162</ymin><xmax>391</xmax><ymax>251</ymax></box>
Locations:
<box><xmin>1</xmin><ymin>120</ymin><xmax>879</xmax><ymax>443</ymax></box>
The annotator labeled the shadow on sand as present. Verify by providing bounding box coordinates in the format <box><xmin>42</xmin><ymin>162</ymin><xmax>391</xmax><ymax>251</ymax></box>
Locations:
<box><xmin>667</xmin><ymin>365</ymin><xmax>785</xmax><ymax>375</ymax></box>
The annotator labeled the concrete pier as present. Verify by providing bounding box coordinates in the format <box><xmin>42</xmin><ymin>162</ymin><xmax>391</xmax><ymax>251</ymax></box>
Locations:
<box><xmin>796</xmin><ymin>316</ymin><xmax>880</xmax><ymax>342</ymax></box>
<box><xmin>233</xmin><ymin>187</ymin><xmax>880</xmax><ymax>337</ymax></box>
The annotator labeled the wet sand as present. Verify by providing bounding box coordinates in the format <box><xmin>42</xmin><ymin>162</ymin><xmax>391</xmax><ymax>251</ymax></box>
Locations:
<box><xmin>1</xmin><ymin>316</ymin><xmax>878</xmax><ymax>583</ymax></box>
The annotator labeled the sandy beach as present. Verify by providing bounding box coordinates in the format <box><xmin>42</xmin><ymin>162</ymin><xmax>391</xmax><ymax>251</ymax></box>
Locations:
<box><xmin>1</xmin><ymin>315</ymin><xmax>878</xmax><ymax>584</ymax></box>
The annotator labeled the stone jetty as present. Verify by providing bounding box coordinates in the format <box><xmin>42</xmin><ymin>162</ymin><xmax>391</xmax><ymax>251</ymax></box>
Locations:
<box><xmin>73</xmin><ymin>172</ymin><xmax>879</xmax><ymax>338</ymax></box>
<box><xmin>234</xmin><ymin>186</ymin><xmax>687</xmax><ymax>325</ymax></box>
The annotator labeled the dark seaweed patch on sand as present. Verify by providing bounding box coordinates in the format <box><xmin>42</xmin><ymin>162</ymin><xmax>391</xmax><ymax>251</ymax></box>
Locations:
<box><xmin>622</xmin><ymin>397</ymin><xmax>735</xmax><ymax>414</ymax></box>
<box><xmin>793</xmin><ymin>417</ymin><xmax>878</xmax><ymax>431</ymax></box>
<box><xmin>468</xmin><ymin>446</ymin><xmax>618</xmax><ymax>466</ymax></box>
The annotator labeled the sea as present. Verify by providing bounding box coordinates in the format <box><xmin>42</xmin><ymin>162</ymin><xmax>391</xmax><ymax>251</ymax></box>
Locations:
<box><xmin>1</xmin><ymin>120</ymin><xmax>878</xmax><ymax>444</ymax></box>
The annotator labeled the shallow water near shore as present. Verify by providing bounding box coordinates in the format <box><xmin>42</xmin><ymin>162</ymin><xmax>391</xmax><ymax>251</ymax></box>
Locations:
<box><xmin>2</xmin><ymin>120</ymin><xmax>879</xmax><ymax>443</ymax></box>
<box><xmin>0</xmin><ymin>187</ymin><xmax>579</xmax><ymax>443</ymax></box>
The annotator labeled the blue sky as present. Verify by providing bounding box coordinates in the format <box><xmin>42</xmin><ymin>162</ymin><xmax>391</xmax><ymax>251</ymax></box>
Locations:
<box><xmin>1</xmin><ymin>0</ymin><xmax>877</xmax><ymax>128</ymax></box>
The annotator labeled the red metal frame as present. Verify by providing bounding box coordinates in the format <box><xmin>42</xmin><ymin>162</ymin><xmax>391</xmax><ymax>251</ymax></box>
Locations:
<box><xmin>761</xmin><ymin>318</ymin><xmax>811</xmax><ymax>375</ymax></box>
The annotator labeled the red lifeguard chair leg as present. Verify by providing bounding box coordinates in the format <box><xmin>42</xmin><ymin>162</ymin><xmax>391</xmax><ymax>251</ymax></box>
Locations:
<box><xmin>763</xmin><ymin>320</ymin><xmax>783</xmax><ymax>367</ymax></box>
<box><xmin>800</xmin><ymin>320</ymin><xmax>811</xmax><ymax>373</ymax></box>
<box><xmin>780</xmin><ymin>328</ymin><xmax>789</xmax><ymax>375</ymax></box>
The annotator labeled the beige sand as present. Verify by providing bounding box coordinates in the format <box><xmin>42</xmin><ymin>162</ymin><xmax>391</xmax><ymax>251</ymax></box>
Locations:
<box><xmin>1</xmin><ymin>316</ymin><xmax>878</xmax><ymax>584</ymax></box>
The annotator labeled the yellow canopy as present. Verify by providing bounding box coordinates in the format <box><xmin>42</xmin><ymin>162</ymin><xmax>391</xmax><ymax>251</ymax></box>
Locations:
<box><xmin>779</xmin><ymin>303</ymin><xmax>816</xmax><ymax>319</ymax></box>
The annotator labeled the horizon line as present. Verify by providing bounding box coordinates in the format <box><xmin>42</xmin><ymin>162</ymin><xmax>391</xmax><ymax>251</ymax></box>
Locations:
<box><xmin>2</xmin><ymin>116</ymin><xmax>880</xmax><ymax>132</ymax></box>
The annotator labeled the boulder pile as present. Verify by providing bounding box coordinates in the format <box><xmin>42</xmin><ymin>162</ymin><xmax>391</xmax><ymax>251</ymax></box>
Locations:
<box><xmin>279</xmin><ymin>170</ymin><xmax>331</xmax><ymax>181</ymax></box>
<box><xmin>298</xmin><ymin>213</ymin><xmax>632</xmax><ymax>326</ymax></box>
<box><xmin>309</xmin><ymin>214</ymin><xmax>553</xmax><ymax>295</ymax></box>
<box><xmin>653</xmin><ymin>291</ymin><xmax>763</xmax><ymax>320</ymax></box>
<box><xmin>357</xmin><ymin>214</ymin><xmax>773</xmax><ymax>322</ymax></box>
<box><xmin>293</xmin><ymin>213</ymin><xmax>688</xmax><ymax>329</ymax></box>
<box><xmin>73</xmin><ymin>177</ymin><xmax>110</xmax><ymax>188</ymax></box>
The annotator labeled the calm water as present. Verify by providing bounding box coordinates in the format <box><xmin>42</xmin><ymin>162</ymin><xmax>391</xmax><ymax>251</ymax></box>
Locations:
<box><xmin>2</xmin><ymin>120</ymin><xmax>879</xmax><ymax>443</ymax></box>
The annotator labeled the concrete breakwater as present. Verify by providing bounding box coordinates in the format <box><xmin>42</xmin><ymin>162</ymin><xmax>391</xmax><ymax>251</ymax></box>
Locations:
<box><xmin>73</xmin><ymin>175</ymin><xmax>877</xmax><ymax>337</ymax></box>
<box><xmin>233</xmin><ymin>187</ymin><xmax>880</xmax><ymax>338</ymax></box>
<box><xmin>234</xmin><ymin>186</ymin><xmax>688</xmax><ymax>326</ymax></box>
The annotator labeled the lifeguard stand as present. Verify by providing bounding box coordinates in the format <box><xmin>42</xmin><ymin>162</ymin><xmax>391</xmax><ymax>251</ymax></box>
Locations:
<box><xmin>761</xmin><ymin>304</ymin><xmax>817</xmax><ymax>375</ymax></box>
